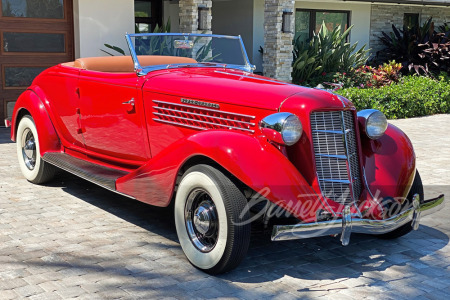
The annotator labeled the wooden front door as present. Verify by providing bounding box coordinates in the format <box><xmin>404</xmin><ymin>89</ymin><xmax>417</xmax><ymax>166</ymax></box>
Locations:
<box><xmin>0</xmin><ymin>0</ymin><xmax>74</xmax><ymax>122</ymax></box>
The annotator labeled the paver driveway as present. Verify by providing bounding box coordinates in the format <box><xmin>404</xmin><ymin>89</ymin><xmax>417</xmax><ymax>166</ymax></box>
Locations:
<box><xmin>0</xmin><ymin>115</ymin><xmax>449</xmax><ymax>299</ymax></box>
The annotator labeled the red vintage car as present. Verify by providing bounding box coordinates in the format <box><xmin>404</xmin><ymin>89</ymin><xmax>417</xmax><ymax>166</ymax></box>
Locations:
<box><xmin>7</xmin><ymin>33</ymin><xmax>444</xmax><ymax>274</ymax></box>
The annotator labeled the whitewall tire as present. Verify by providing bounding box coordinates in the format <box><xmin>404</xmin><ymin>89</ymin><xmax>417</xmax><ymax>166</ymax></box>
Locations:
<box><xmin>16</xmin><ymin>115</ymin><xmax>56</xmax><ymax>184</ymax></box>
<box><xmin>174</xmin><ymin>164</ymin><xmax>251</xmax><ymax>274</ymax></box>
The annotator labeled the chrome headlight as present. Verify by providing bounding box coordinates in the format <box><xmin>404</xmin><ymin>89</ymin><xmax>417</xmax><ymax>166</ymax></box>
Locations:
<box><xmin>357</xmin><ymin>109</ymin><xmax>388</xmax><ymax>140</ymax></box>
<box><xmin>260</xmin><ymin>113</ymin><xmax>303</xmax><ymax>146</ymax></box>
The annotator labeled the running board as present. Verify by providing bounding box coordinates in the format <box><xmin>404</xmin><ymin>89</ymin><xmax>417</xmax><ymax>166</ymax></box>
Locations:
<box><xmin>43</xmin><ymin>152</ymin><xmax>129</xmax><ymax>191</ymax></box>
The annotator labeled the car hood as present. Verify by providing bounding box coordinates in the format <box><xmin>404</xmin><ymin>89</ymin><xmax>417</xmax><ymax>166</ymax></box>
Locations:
<box><xmin>143</xmin><ymin>68</ymin><xmax>350</xmax><ymax>111</ymax></box>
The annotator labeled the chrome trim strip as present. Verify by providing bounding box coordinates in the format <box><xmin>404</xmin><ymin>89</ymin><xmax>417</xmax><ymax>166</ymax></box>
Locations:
<box><xmin>238</xmin><ymin>35</ymin><xmax>256</xmax><ymax>72</ymax></box>
<box><xmin>153</xmin><ymin>106</ymin><xmax>256</xmax><ymax>126</ymax></box>
<box><xmin>362</xmin><ymin>166</ymin><xmax>384</xmax><ymax>215</ymax></box>
<box><xmin>153</xmin><ymin>118</ymin><xmax>207</xmax><ymax>131</ymax></box>
<box><xmin>312</xmin><ymin>129</ymin><xmax>345</xmax><ymax>134</ymax></box>
<box><xmin>271</xmin><ymin>194</ymin><xmax>445</xmax><ymax>242</ymax></box>
<box><xmin>153</xmin><ymin>118</ymin><xmax>254</xmax><ymax>133</ymax></box>
<box><xmin>341</xmin><ymin>111</ymin><xmax>357</xmax><ymax>206</ymax></box>
<box><xmin>129</xmin><ymin>32</ymin><xmax>241</xmax><ymax>39</ymax></box>
<box><xmin>321</xmin><ymin>179</ymin><xmax>351</xmax><ymax>184</ymax></box>
<box><xmin>362</xmin><ymin>167</ymin><xmax>375</xmax><ymax>200</ymax></box>
<box><xmin>153</xmin><ymin>112</ymin><xmax>255</xmax><ymax>133</ymax></box>
<box><xmin>153</xmin><ymin>100</ymin><xmax>256</xmax><ymax>119</ymax></box>
<box><xmin>316</xmin><ymin>154</ymin><xmax>347</xmax><ymax>159</ymax></box>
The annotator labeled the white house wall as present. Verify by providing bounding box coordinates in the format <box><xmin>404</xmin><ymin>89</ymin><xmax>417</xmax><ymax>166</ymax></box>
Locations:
<box><xmin>73</xmin><ymin>0</ymin><xmax>135</xmax><ymax>58</ymax></box>
<box><xmin>294</xmin><ymin>1</ymin><xmax>371</xmax><ymax>51</ymax></box>
<box><xmin>211</xmin><ymin>0</ymin><xmax>256</xmax><ymax>68</ymax></box>
<box><xmin>253</xmin><ymin>0</ymin><xmax>265</xmax><ymax>73</ymax></box>
<box><xmin>164</xmin><ymin>1</ymin><xmax>180</xmax><ymax>32</ymax></box>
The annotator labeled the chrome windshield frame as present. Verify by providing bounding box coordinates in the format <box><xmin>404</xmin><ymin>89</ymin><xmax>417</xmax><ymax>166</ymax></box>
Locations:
<box><xmin>125</xmin><ymin>33</ymin><xmax>255</xmax><ymax>76</ymax></box>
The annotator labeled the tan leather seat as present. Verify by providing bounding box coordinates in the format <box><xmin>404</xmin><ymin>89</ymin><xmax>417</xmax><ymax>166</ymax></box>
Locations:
<box><xmin>73</xmin><ymin>55</ymin><xmax>197</xmax><ymax>73</ymax></box>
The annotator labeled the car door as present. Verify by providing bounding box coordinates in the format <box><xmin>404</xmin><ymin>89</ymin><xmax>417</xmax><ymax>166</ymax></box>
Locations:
<box><xmin>77</xmin><ymin>71</ymin><xmax>150</xmax><ymax>165</ymax></box>
<box><xmin>34</xmin><ymin>65</ymin><xmax>84</xmax><ymax>148</ymax></box>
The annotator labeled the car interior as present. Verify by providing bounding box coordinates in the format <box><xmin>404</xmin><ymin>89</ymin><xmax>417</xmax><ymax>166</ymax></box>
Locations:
<box><xmin>61</xmin><ymin>55</ymin><xmax>197</xmax><ymax>73</ymax></box>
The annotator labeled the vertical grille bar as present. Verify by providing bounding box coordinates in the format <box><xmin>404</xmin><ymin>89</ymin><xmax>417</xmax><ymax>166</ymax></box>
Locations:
<box><xmin>311</xmin><ymin>111</ymin><xmax>362</xmax><ymax>205</ymax></box>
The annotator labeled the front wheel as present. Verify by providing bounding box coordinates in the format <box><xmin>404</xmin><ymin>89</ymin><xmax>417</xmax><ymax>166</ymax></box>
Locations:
<box><xmin>16</xmin><ymin>115</ymin><xmax>56</xmax><ymax>184</ymax></box>
<box><xmin>174</xmin><ymin>164</ymin><xmax>251</xmax><ymax>274</ymax></box>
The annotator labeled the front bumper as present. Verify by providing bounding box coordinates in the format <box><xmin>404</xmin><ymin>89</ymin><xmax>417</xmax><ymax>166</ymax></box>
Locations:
<box><xmin>271</xmin><ymin>194</ymin><xmax>445</xmax><ymax>245</ymax></box>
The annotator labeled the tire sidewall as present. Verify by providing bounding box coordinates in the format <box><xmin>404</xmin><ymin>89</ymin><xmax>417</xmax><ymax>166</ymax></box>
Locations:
<box><xmin>16</xmin><ymin>116</ymin><xmax>42</xmax><ymax>182</ymax></box>
<box><xmin>174</xmin><ymin>170</ymin><xmax>228</xmax><ymax>270</ymax></box>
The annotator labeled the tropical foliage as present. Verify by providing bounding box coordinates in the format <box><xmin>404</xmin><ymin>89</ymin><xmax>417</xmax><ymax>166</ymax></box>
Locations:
<box><xmin>292</xmin><ymin>22</ymin><xmax>369</xmax><ymax>84</ymax></box>
<box><xmin>377</xmin><ymin>18</ymin><xmax>450</xmax><ymax>75</ymax></box>
<box><xmin>320</xmin><ymin>60</ymin><xmax>403</xmax><ymax>90</ymax></box>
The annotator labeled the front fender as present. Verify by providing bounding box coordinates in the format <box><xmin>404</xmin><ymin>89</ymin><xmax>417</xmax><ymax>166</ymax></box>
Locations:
<box><xmin>116</xmin><ymin>131</ymin><xmax>323</xmax><ymax>222</ymax></box>
<box><xmin>11</xmin><ymin>89</ymin><xmax>61</xmax><ymax>155</ymax></box>
<box><xmin>362</xmin><ymin>123</ymin><xmax>416</xmax><ymax>204</ymax></box>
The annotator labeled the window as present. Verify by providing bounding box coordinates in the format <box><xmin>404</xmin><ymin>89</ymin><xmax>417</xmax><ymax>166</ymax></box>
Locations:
<box><xmin>404</xmin><ymin>13</ymin><xmax>419</xmax><ymax>31</ymax></box>
<box><xmin>295</xmin><ymin>9</ymin><xmax>350</xmax><ymax>44</ymax></box>
<box><xmin>135</xmin><ymin>0</ymin><xmax>162</xmax><ymax>33</ymax></box>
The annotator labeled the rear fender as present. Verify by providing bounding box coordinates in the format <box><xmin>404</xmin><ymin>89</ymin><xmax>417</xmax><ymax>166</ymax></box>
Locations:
<box><xmin>11</xmin><ymin>89</ymin><xmax>61</xmax><ymax>154</ymax></box>
<box><xmin>116</xmin><ymin>131</ymin><xmax>322</xmax><ymax>222</ymax></box>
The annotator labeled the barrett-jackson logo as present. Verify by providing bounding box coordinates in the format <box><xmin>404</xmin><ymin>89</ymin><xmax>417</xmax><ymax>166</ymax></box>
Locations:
<box><xmin>181</xmin><ymin>98</ymin><xmax>220</xmax><ymax>109</ymax></box>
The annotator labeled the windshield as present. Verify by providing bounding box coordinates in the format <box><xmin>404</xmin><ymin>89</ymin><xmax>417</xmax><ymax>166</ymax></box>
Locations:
<box><xmin>126</xmin><ymin>33</ymin><xmax>253</xmax><ymax>73</ymax></box>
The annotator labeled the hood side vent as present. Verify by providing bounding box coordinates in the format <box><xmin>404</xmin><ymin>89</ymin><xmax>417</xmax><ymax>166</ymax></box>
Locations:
<box><xmin>152</xmin><ymin>100</ymin><xmax>255</xmax><ymax>133</ymax></box>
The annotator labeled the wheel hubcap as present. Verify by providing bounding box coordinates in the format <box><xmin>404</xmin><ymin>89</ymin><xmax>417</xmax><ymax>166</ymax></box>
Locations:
<box><xmin>21</xmin><ymin>128</ymin><xmax>36</xmax><ymax>170</ymax></box>
<box><xmin>185</xmin><ymin>189</ymin><xmax>219</xmax><ymax>252</ymax></box>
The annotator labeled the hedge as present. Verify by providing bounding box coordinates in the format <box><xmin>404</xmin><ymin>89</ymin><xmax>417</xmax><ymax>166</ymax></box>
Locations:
<box><xmin>336</xmin><ymin>76</ymin><xmax>450</xmax><ymax>119</ymax></box>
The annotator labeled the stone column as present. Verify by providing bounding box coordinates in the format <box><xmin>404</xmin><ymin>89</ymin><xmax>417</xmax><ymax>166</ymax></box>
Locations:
<box><xmin>263</xmin><ymin>0</ymin><xmax>295</xmax><ymax>82</ymax></box>
<box><xmin>179</xmin><ymin>0</ymin><xmax>212</xmax><ymax>34</ymax></box>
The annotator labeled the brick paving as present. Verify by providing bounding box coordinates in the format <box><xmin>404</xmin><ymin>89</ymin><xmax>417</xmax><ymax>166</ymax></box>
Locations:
<box><xmin>0</xmin><ymin>114</ymin><xmax>449</xmax><ymax>299</ymax></box>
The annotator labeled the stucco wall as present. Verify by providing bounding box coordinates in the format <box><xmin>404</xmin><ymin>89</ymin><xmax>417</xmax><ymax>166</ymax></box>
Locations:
<box><xmin>73</xmin><ymin>0</ymin><xmax>135</xmax><ymax>58</ymax></box>
<box><xmin>253</xmin><ymin>0</ymin><xmax>265</xmax><ymax>73</ymax></box>
<box><xmin>164</xmin><ymin>1</ymin><xmax>180</xmax><ymax>32</ymax></box>
<box><xmin>212</xmin><ymin>0</ymin><xmax>255</xmax><ymax>66</ymax></box>
<box><xmin>370</xmin><ymin>4</ymin><xmax>450</xmax><ymax>54</ymax></box>
<box><xmin>295</xmin><ymin>1</ymin><xmax>372</xmax><ymax>51</ymax></box>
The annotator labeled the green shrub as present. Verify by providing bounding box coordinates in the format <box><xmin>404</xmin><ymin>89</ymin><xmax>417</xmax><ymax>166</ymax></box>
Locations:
<box><xmin>336</xmin><ymin>76</ymin><xmax>450</xmax><ymax>119</ymax></box>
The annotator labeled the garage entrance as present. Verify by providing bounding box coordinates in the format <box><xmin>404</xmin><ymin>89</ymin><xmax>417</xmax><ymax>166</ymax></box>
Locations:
<box><xmin>0</xmin><ymin>0</ymin><xmax>74</xmax><ymax>122</ymax></box>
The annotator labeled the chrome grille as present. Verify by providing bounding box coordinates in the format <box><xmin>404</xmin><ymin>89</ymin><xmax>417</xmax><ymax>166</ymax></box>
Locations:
<box><xmin>311</xmin><ymin>111</ymin><xmax>362</xmax><ymax>205</ymax></box>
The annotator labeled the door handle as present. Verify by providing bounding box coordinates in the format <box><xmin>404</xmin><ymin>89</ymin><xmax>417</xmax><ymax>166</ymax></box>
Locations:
<box><xmin>123</xmin><ymin>98</ymin><xmax>135</xmax><ymax>112</ymax></box>
<box><xmin>122</xmin><ymin>98</ymin><xmax>135</xmax><ymax>105</ymax></box>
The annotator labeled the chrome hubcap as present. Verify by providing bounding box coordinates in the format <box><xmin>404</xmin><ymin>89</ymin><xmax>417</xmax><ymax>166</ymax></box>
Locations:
<box><xmin>185</xmin><ymin>189</ymin><xmax>218</xmax><ymax>252</ymax></box>
<box><xmin>21</xmin><ymin>128</ymin><xmax>36</xmax><ymax>170</ymax></box>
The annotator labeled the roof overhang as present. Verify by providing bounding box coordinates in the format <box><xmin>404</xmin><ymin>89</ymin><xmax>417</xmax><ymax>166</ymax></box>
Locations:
<box><xmin>343</xmin><ymin>0</ymin><xmax>450</xmax><ymax>7</ymax></box>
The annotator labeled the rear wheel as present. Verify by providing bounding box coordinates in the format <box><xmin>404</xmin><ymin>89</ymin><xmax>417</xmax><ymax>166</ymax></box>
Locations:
<box><xmin>16</xmin><ymin>115</ymin><xmax>56</xmax><ymax>184</ymax></box>
<box><xmin>174</xmin><ymin>164</ymin><xmax>251</xmax><ymax>274</ymax></box>
<box><xmin>376</xmin><ymin>170</ymin><xmax>424</xmax><ymax>239</ymax></box>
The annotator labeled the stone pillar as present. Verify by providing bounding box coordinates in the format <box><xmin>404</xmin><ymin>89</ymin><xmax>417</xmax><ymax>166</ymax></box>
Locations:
<box><xmin>263</xmin><ymin>0</ymin><xmax>295</xmax><ymax>82</ymax></box>
<box><xmin>179</xmin><ymin>0</ymin><xmax>212</xmax><ymax>34</ymax></box>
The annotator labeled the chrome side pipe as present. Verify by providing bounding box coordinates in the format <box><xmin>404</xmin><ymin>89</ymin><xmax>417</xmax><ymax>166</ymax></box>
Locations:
<box><xmin>271</xmin><ymin>194</ymin><xmax>445</xmax><ymax>245</ymax></box>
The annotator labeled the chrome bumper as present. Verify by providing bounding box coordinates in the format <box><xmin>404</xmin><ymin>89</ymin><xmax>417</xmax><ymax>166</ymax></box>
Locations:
<box><xmin>271</xmin><ymin>194</ymin><xmax>444</xmax><ymax>245</ymax></box>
